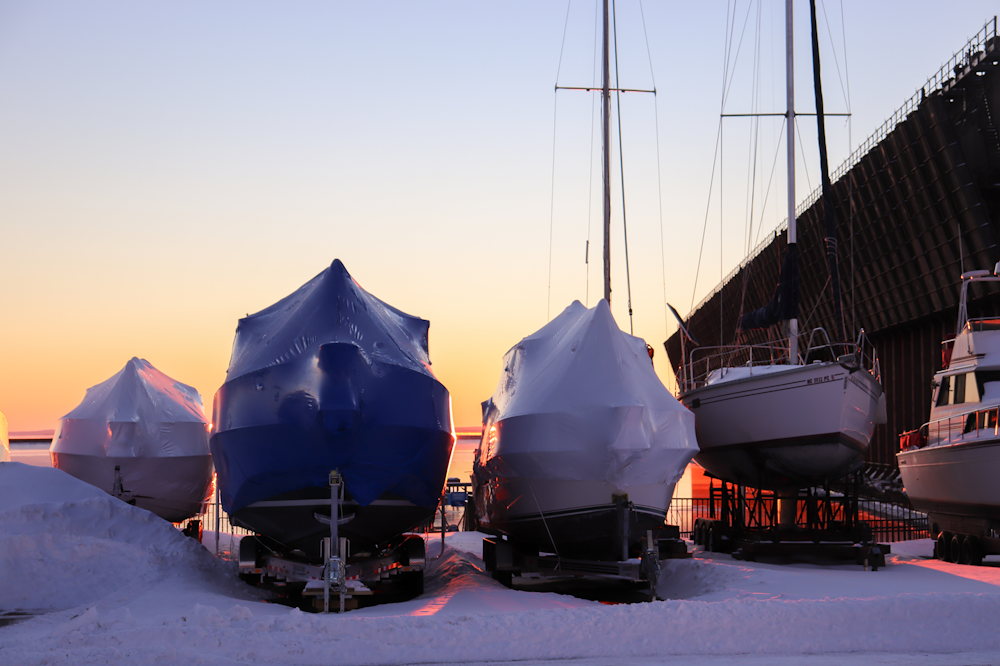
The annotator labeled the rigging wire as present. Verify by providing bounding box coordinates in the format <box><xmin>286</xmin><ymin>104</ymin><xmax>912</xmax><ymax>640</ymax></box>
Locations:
<box><xmin>690</xmin><ymin>0</ymin><xmax>751</xmax><ymax>313</ymax></box>
<box><xmin>547</xmin><ymin>1</ymin><xmax>575</xmax><ymax>321</ymax></box>
<box><xmin>735</xmin><ymin>0</ymin><xmax>765</xmax><ymax>336</ymax></box>
<box><xmin>794</xmin><ymin>118</ymin><xmax>814</xmax><ymax>195</ymax></box>
<box><xmin>611</xmin><ymin>0</ymin><xmax>635</xmax><ymax>333</ymax></box>
<box><xmin>688</xmin><ymin>3</ymin><xmax>736</xmax><ymax>312</ymax></box>
<box><xmin>636</xmin><ymin>0</ymin><xmax>670</xmax><ymax>353</ymax></box>
<box><xmin>585</xmin><ymin>0</ymin><xmax>602</xmax><ymax>307</ymax></box>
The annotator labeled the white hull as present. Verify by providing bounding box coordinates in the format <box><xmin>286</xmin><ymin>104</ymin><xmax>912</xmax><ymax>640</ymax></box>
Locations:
<box><xmin>51</xmin><ymin>452</ymin><xmax>213</xmax><ymax>522</ymax></box>
<box><xmin>898</xmin><ymin>436</ymin><xmax>1000</xmax><ymax>519</ymax></box>
<box><xmin>682</xmin><ymin>361</ymin><xmax>882</xmax><ymax>488</ymax></box>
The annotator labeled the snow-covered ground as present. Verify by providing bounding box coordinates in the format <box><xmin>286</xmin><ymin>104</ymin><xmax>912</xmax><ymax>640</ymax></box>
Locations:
<box><xmin>2</xmin><ymin>461</ymin><xmax>1000</xmax><ymax>665</ymax></box>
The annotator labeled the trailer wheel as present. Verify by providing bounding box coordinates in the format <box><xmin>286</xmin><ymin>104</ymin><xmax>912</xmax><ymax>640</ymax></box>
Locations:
<box><xmin>935</xmin><ymin>532</ymin><xmax>949</xmax><ymax>561</ymax></box>
<box><xmin>961</xmin><ymin>536</ymin><xmax>983</xmax><ymax>566</ymax></box>
<box><xmin>693</xmin><ymin>522</ymin><xmax>703</xmax><ymax>546</ymax></box>
<box><xmin>706</xmin><ymin>525</ymin><xmax>716</xmax><ymax>553</ymax></box>
<box><xmin>949</xmin><ymin>535</ymin><xmax>962</xmax><ymax>564</ymax></box>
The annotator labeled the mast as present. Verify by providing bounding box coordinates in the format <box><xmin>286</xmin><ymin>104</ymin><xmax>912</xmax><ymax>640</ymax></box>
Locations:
<box><xmin>809</xmin><ymin>0</ymin><xmax>846</xmax><ymax>344</ymax></box>
<box><xmin>602</xmin><ymin>0</ymin><xmax>612</xmax><ymax>305</ymax></box>
<box><xmin>785</xmin><ymin>0</ymin><xmax>798</xmax><ymax>363</ymax></box>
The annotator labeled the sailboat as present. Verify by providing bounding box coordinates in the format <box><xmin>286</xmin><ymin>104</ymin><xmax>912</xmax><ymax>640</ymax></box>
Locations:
<box><xmin>675</xmin><ymin>0</ymin><xmax>884</xmax><ymax>491</ymax></box>
<box><xmin>210</xmin><ymin>259</ymin><xmax>456</xmax><ymax>559</ymax></box>
<box><xmin>471</xmin><ymin>1</ymin><xmax>698</xmax><ymax>562</ymax></box>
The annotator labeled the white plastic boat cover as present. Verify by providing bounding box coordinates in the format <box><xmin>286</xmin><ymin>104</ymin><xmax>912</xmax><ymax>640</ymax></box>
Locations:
<box><xmin>51</xmin><ymin>358</ymin><xmax>210</xmax><ymax>458</ymax></box>
<box><xmin>0</xmin><ymin>411</ymin><xmax>8</xmax><ymax>462</ymax></box>
<box><xmin>480</xmin><ymin>300</ymin><xmax>698</xmax><ymax>488</ymax></box>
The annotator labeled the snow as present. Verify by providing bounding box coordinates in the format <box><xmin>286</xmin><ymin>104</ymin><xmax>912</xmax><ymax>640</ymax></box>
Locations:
<box><xmin>3</xmin><ymin>461</ymin><xmax>1000</xmax><ymax>665</ymax></box>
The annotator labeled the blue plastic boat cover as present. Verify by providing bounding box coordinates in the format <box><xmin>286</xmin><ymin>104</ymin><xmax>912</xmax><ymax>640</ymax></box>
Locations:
<box><xmin>211</xmin><ymin>259</ymin><xmax>455</xmax><ymax>514</ymax></box>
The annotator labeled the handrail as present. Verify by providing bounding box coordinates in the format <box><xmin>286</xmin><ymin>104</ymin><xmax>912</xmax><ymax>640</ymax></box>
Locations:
<box><xmin>900</xmin><ymin>404</ymin><xmax>1000</xmax><ymax>451</ymax></box>
<box><xmin>681</xmin><ymin>326</ymin><xmax>880</xmax><ymax>393</ymax></box>
<box><xmin>687</xmin><ymin>18</ymin><xmax>999</xmax><ymax>320</ymax></box>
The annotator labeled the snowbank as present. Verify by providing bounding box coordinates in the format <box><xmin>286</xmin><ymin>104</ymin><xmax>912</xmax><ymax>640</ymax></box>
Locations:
<box><xmin>2</xmin><ymin>461</ymin><xmax>1000</xmax><ymax>665</ymax></box>
<box><xmin>0</xmin><ymin>462</ymin><xmax>244</xmax><ymax>613</ymax></box>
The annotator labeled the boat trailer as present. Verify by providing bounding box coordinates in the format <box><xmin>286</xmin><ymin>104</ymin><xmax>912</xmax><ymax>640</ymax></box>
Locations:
<box><xmin>237</xmin><ymin>471</ymin><xmax>426</xmax><ymax>612</ymax></box>
<box><xmin>692</xmin><ymin>473</ymin><xmax>889</xmax><ymax>570</ymax></box>
<box><xmin>483</xmin><ymin>525</ymin><xmax>690</xmax><ymax>601</ymax></box>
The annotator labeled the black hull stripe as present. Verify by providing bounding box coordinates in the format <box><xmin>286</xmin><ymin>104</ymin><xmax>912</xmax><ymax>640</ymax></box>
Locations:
<box><xmin>701</xmin><ymin>431</ymin><xmax>868</xmax><ymax>454</ymax></box>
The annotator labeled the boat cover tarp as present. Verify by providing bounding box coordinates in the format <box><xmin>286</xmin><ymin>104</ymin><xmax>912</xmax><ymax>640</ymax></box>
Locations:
<box><xmin>51</xmin><ymin>358</ymin><xmax>210</xmax><ymax>458</ymax></box>
<box><xmin>480</xmin><ymin>300</ymin><xmax>697</xmax><ymax>487</ymax></box>
<box><xmin>211</xmin><ymin>259</ymin><xmax>454</xmax><ymax>514</ymax></box>
<box><xmin>739</xmin><ymin>244</ymin><xmax>799</xmax><ymax>331</ymax></box>
<box><xmin>0</xmin><ymin>411</ymin><xmax>8</xmax><ymax>463</ymax></box>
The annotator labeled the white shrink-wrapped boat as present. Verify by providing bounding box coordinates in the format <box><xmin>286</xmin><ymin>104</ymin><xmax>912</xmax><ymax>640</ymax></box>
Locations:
<box><xmin>50</xmin><ymin>358</ymin><xmax>213</xmax><ymax>522</ymax></box>
<box><xmin>473</xmin><ymin>300</ymin><xmax>698</xmax><ymax>561</ymax></box>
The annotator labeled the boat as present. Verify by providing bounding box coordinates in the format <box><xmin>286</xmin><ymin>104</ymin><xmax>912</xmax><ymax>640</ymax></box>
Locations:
<box><xmin>210</xmin><ymin>259</ymin><xmax>455</xmax><ymax>560</ymax></box>
<box><xmin>49</xmin><ymin>357</ymin><xmax>213</xmax><ymax>522</ymax></box>
<box><xmin>471</xmin><ymin>0</ymin><xmax>698</xmax><ymax>562</ymax></box>
<box><xmin>674</xmin><ymin>0</ymin><xmax>884</xmax><ymax>491</ymax></box>
<box><xmin>897</xmin><ymin>267</ymin><xmax>1000</xmax><ymax>554</ymax></box>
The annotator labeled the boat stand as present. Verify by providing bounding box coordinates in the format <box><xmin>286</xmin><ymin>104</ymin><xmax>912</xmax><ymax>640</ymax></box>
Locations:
<box><xmin>692</xmin><ymin>472</ymin><xmax>889</xmax><ymax>569</ymax></box>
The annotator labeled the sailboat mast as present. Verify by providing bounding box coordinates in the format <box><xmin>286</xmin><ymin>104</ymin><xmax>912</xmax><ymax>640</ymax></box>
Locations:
<box><xmin>785</xmin><ymin>0</ymin><xmax>798</xmax><ymax>363</ymax></box>
<box><xmin>602</xmin><ymin>0</ymin><xmax>612</xmax><ymax>305</ymax></box>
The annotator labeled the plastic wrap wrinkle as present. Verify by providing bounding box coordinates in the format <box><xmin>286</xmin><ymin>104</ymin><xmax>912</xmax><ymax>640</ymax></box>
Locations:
<box><xmin>482</xmin><ymin>300</ymin><xmax>698</xmax><ymax>489</ymax></box>
<box><xmin>51</xmin><ymin>358</ymin><xmax>210</xmax><ymax>459</ymax></box>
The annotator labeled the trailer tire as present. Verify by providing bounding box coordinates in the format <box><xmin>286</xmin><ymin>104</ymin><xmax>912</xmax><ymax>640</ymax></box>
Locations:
<box><xmin>961</xmin><ymin>536</ymin><xmax>983</xmax><ymax>566</ymax></box>
<box><xmin>936</xmin><ymin>532</ymin><xmax>949</xmax><ymax>560</ymax></box>
<box><xmin>706</xmin><ymin>525</ymin><xmax>716</xmax><ymax>553</ymax></box>
<box><xmin>949</xmin><ymin>535</ymin><xmax>962</xmax><ymax>564</ymax></box>
<box><xmin>693</xmin><ymin>523</ymin><xmax>703</xmax><ymax>546</ymax></box>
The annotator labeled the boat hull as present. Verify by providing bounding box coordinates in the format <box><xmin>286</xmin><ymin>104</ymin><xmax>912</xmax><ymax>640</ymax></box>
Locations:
<box><xmin>50</xmin><ymin>452</ymin><xmax>213</xmax><ymax>522</ymax></box>
<box><xmin>897</xmin><ymin>437</ymin><xmax>1000</xmax><ymax>520</ymax></box>
<box><xmin>211</xmin><ymin>421</ymin><xmax>454</xmax><ymax>556</ymax></box>
<box><xmin>682</xmin><ymin>362</ymin><xmax>882</xmax><ymax>489</ymax></box>
<box><xmin>474</xmin><ymin>476</ymin><xmax>672</xmax><ymax>560</ymax></box>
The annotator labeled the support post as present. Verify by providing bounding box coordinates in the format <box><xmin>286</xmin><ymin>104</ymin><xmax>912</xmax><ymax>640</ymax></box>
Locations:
<box><xmin>214</xmin><ymin>482</ymin><xmax>221</xmax><ymax>556</ymax></box>
<box><xmin>324</xmin><ymin>470</ymin><xmax>345</xmax><ymax>613</ymax></box>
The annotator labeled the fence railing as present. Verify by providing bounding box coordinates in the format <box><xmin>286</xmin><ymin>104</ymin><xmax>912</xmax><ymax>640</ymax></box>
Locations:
<box><xmin>181</xmin><ymin>493</ymin><xmax>928</xmax><ymax>557</ymax></box>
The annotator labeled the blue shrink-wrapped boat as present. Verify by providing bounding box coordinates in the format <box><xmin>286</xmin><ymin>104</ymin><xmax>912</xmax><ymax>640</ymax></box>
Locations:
<box><xmin>211</xmin><ymin>259</ymin><xmax>455</xmax><ymax>558</ymax></box>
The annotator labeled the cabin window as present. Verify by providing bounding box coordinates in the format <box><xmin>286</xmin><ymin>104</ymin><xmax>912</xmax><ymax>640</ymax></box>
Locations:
<box><xmin>936</xmin><ymin>375</ymin><xmax>951</xmax><ymax>407</ymax></box>
<box><xmin>976</xmin><ymin>370</ymin><xmax>1000</xmax><ymax>400</ymax></box>
<box><xmin>965</xmin><ymin>373</ymin><xmax>981</xmax><ymax>403</ymax></box>
<box><xmin>954</xmin><ymin>374</ymin><xmax>967</xmax><ymax>404</ymax></box>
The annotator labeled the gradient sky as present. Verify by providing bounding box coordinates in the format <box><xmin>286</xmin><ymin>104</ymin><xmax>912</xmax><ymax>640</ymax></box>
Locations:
<box><xmin>1</xmin><ymin>1</ymin><xmax>997</xmax><ymax>431</ymax></box>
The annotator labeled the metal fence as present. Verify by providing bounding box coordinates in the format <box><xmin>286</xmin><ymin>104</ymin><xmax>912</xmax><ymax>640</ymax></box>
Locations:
<box><xmin>180</xmin><ymin>493</ymin><xmax>929</xmax><ymax>556</ymax></box>
<box><xmin>666</xmin><ymin>497</ymin><xmax>928</xmax><ymax>543</ymax></box>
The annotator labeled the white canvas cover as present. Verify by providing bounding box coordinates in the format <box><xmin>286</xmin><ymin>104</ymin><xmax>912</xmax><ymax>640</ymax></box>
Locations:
<box><xmin>0</xmin><ymin>411</ymin><xmax>8</xmax><ymax>462</ymax></box>
<box><xmin>480</xmin><ymin>300</ymin><xmax>698</xmax><ymax>488</ymax></box>
<box><xmin>52</xmin><ymin>358</ymin><xmax>209</xmax><ymax>458</ymax></box>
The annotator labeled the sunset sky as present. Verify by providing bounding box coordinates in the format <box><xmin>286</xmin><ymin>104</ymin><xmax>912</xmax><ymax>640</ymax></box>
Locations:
<box><xmin>2</xmin><ymin>1</ymin><xmax>997</xmax><ymax>431</ymax></box>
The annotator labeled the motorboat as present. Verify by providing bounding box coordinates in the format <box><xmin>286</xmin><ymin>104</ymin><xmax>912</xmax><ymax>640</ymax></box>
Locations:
<box><xmin>210</xmin><ymin>259</ymin><xmax>455</xmax><ymax>560</ymax></box>
<box><xmin>897</xmin><ymin>268</ymin><xmax>1000</xmax><ymax>535</ymax></box>
<box><xmin>473</xmin><ymin>300</ymin><xmax>698</xmax><ymax>561</ymax></box>
<box><xmin>50</xmin><ymin>357</ymin><xmax>213</xmax><ymax>522</ymax></box>
<box><xmin>674</xmin><ymin>0</ymin><xmax>884</xmax><ymax>491</ymax></box>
